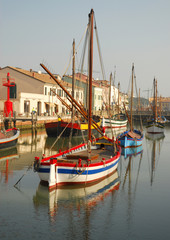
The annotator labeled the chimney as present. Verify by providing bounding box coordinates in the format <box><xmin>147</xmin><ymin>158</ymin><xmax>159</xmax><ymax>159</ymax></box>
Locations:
<box><xmin>30</xmin><ymin>69</ymin><xmax>32</xmax><ymax>72</ymax></box>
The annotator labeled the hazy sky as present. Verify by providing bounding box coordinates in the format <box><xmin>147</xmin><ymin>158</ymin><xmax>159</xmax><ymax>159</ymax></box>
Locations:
<box><xmin>1</xmin><ymin>0</ymin><xmax>170</xmax><ymax>97</ymax></box>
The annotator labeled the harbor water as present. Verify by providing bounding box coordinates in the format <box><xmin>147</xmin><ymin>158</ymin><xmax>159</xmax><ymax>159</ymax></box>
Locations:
<box><xmin>1</xmin><ymin>126</ymin><xmax>170</xmax><ymax>240</ymax></box>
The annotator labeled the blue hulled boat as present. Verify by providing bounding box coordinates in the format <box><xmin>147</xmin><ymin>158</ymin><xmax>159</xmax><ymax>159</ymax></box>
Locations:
<box><xmin>117</xmin><ymin>129</ymin><xmax>143</xmax><ymax>148</ymax></box>
<box><xmin>116</xmin><ymin>64</ymin><xmax>143</xmax><ymax>148</ymax></box>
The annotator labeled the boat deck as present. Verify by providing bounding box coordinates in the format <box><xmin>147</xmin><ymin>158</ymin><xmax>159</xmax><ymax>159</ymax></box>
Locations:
<box><xmin>57</xmin><ymin>148</ymin><xmax>116</xmax><ymax>164</ymax></box>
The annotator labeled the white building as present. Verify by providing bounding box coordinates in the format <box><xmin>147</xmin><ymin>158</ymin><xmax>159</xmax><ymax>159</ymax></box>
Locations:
<box><xmin>0</xmin><ymin>66</ymin><xmax>84</xmax><ymax>117</ymax></box>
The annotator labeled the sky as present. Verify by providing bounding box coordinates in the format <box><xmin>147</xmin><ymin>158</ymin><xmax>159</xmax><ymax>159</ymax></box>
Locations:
<box><xmin>1</xmin><ymin>0</ymin><xmax>170</xmax><ymax>98</ymax></box>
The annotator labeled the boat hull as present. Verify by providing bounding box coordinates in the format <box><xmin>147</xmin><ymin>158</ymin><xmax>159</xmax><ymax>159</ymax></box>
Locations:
<box><xmin>45</xmin><ymin>120</ymin><xmax>101</xmax><ymax>137</ymax></box>
<box><xmin>117</xmin><ymin>129</ymin><xmax>143</xmax><ymax>148</ymax></box>
<box><xmin>0</xmin><ymin>128</ymin><xmax>20</xmax><ymax>150</ymax></box>
<box><xmin>35</xmin><ymin>137</ymin><xmax>121</xmax><ymax>190</ymax></box>
<box><xmin>101</xmin><ymin>116</ymin><xmax>127</xmax><ymax>129</ymax></box>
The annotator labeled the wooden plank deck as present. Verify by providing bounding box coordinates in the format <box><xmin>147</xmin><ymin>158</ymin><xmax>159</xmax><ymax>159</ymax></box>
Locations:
<box><xmin>57</xmin><ymin>148</ymin><xmax>115</xmax><ymax>164</ymax></box>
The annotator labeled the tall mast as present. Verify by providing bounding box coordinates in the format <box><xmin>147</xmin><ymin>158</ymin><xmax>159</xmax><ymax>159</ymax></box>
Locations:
<box><xmin>72</xmin><ymin>39</ymin><xmax>75</xmax><ymax>119</ymax></box>
<box><xmin>118</xmin><ymin>82</ymin><xmax>120</xmax><ymax>117</ymax></box>
<box><xmin>138</xmin><ymin>88</ymin><xmax>140</xmax><ymax>111</ymax></box>
<box><xmin>88</xmin><ymin>9</ymin><xmax>94</xmax><ymax>142</ymax></box>
<box><xmin>109</xmin><ymin>72</ymin><xmax>112</xmax><ymax>114</ymax></box>
<box><xmin>153</xmin><ymin>78</ymin><xmax>157</xmax><ymax>121</ymax></box>
<box><xmin>130</xmin><ymin>64</ymin><xmax>134</xmax><ymax>132</ymax></box>
<box><xmin>155</xmin><ymin>79</ymin><xmax>157</xmax><ymax>120</ymax></box>
<box><xmin>153</xmin><ymin>78</ymin><xmax>155</xmax><ymax>120</ymax></box>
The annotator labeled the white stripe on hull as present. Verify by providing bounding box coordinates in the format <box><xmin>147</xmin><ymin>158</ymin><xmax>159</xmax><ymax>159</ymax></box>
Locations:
<box><xmin>102</xmin><ymin>118</ymin><xmax>127</xmax><ymax>128</ymax></box>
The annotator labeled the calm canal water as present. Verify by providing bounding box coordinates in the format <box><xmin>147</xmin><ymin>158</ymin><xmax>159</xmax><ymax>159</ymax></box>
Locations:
<box><xmin>1</xmin><ymin>126</ymin><xmax>170</xmax><ymax>240</ymax></box>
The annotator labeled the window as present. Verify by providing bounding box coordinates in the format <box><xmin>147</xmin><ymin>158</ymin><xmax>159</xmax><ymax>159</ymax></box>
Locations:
<box><xmin>24</xmin><ymin>100</ymin><xmax>30</xmax><ymax>113</ymax></box>
<box><xmin>10</xmin><ymin>83</ymin><xmax>17</xmax><ymax>99</ymax></box>
<box><xmin>52</xmin><ymin>88</ymin><xmax>56</xmax><ymax>96</ymax></box>
<box><xmin>45</xmin><ymin>87</ymin><xmax>47</xmax><ymax>95</ymax></box>
<box><xmin>57</xmin><ymin>89</ymin><xmax>62</xmax><ymax>96</ymax></box>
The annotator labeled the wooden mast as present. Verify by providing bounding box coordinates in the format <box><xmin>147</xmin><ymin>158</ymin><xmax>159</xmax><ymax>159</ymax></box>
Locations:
<box><xmin>130</xmin><ymin>64</ymin><xmax>134</xmax><ymax>132</ymax></box>
<box><xmin>118</xmin><ymin>82</ymin><xmax>120</xmax><ymax>118</ymax></box>
<box><xmin>88</xmin><ymin>9</ymin><xmax>94</xmax><ymax>142</ymax></box>
<box><xmin>109</xmin><ymin>72</ymin><xmax>112</xmax><ymax>114</ymax></box>
<box><xmin>153</xmin><ymin>78</ymin><xmax>157</xmax><ymax>121</ymax></box>
<box><xmin>155</xmin><ymin>79</ymin><xmax>158</xmax><ymax>120</ymax></box>
<box><xmin>138</xmin><ymin>88</ymin><xmax>140</xmax><ymax>111</ymax></box>
<box><xmin>72</xmin><ymin>39</ymin><xmax>75</xmax><ymax>119</ymax></box>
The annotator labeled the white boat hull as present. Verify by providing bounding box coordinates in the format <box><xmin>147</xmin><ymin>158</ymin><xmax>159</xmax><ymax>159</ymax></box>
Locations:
<box><xmin>101</xmin><ymin>117</ymin><xmax>127</xmax><ymax>129</ymax></box>
<box><xmin>35</xmin><ymin>137</ymin><xmax>121</xmax><ymax>190</ymax></box>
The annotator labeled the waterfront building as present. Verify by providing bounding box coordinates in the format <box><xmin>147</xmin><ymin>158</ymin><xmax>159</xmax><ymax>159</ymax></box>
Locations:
<box><xmin>63</xmin><ymin>73</ymin><xmax>103</xmax><ymax>111</ymax></box>
<box><xmin>0</xmin><ymin>66</ymin><xmax>84</xmax><ymax>117</ymax></box>
<box><xmin>0</xmin><ymin>66</ymin><xmax>128</xmax><ymax>118</ymax></box>
<box><xmin>149</xmin><ymin>97</ymin><xmax>170</xmax><ymax>112</ymax></box>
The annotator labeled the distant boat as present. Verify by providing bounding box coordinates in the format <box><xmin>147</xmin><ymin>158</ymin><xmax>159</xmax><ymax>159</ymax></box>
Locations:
<box><xmin>146</xmin><ymin>78</ymin><xmax>164</xmax><ymax>134</ymax></box>
<box><xmin>101</xmin><ymin>76</ymin><xmax>127</xmax><ymax>131</ymax></box>
<box><xmin>34</xmin><ymin>9</ymin><xmax>121</xmax><ymax>190</ymax></box>
<box><xmin>116</xmin><ymin>64</ymin><xmax>143</xmax><ymax>148</ymax></box>
<box><xmin>101</xmin><ymin>114</ymin><xmax>127</xmax><ymax>130</ymax></box>
<box><xmin>0</xmin><ymin>128</ymin><xmax>20</xmax><ymax>150</ymax></box>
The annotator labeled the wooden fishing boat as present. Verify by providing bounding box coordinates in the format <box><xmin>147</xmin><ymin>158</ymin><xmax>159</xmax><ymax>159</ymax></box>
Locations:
<box><xmin>116</xmin><ymin>64</ymin><xmax>143</xmax><ymax>148</ymax></box>
<box><xmin>146</xmin><ymin>78</ymin><xmax>164</xmax><ymax>134</ymax></box>
<box><xmin>34</xmin><ymin>135</ymin><xmax>121</xmax><ymax>190</ymax></box>
<box><xmin>101</xmin><ymin>114</ymin><xmax>127</xmax><ymax>130</ymax></box>
<box><xmin>45</xmin><ymin>116</ymin><xmax>101</xmax><ymax>137</ymax></box>
<box><xmin>34</xmin><ymin>9</ymin><xmax>121</xmax><ymax>190</ymax></box>
<box><xmin>0</xmin><ymin>128</ymin><xmax>20</xmax><ymax>150</ymax></box>
<box><xmin>101</xmin><ymin>77</ymin><xmax>127</xmax><ymax>131</ymax></box>
<box><xmin>117</xmin><ymin>129</ymin><xmax>143</xmax><ymax>148</ymax></box>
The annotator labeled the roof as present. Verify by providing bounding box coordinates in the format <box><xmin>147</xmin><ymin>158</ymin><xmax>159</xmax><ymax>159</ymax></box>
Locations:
<box><xmin>65</xmin><ymin>73</ymin><xmax>102</xmax><ymax>88</ymax></box>
<box><xmin>1</xmin><ymin>66</ymin><xmax>78</xmax><ymax>89</ymax></box>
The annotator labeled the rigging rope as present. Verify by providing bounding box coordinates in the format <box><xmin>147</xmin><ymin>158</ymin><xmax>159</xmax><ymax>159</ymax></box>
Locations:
<box><xmin>62</xmin><ymin>25</ymin><xmax>88</xmax><ymax>77</ymax></box>
<box><xmin>50</xmin><ymin>120</ymin><xmax>72</xmax><ymax>151</ymax></box>
<box><xmin>94</xmin><ymin>15</ymin><xmax>106</xmax><ymax>80</ymax></box>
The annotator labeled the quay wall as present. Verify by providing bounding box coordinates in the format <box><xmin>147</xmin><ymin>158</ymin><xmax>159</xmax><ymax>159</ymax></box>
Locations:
<box><xmin>1</xmin><ymin>110</ymin><xmax>170</xmax><ymax>130</ymax></box>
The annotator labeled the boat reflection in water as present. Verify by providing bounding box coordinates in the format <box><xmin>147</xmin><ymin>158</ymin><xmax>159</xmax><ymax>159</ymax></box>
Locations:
<box><xmin>145</xmin><ymin>132</ymin><xmax>165</xmax><ymax>185</ymax></box>
<box><xmin>0</xmin><ymin>147</ymin><xmax>19</xmax><ymax>183</ymax></box>
<box><xmin>33</xmin><ymin>170</ymin><xmax>119</xmax><ymax>220</ymax></box>
<box><xmin>120</xmin><ymin>142</ymin><xmax>143</xmax><ymax>193</ymax></box>
<box><xmin>0</xmin><ymin>146</ymin><xmax>19</xmax><ymax>162</ymax></box>
<box><xmin>121</xmin><ymin>145</ymin><xmax>143</xmax><ymax>159</ymax></box>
